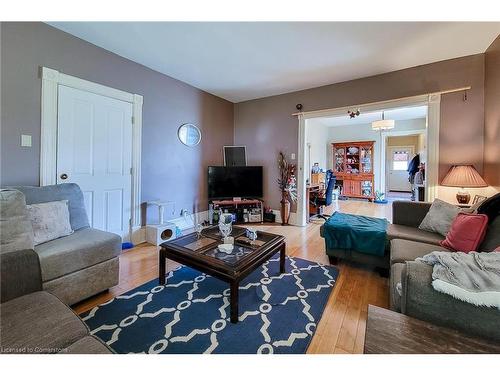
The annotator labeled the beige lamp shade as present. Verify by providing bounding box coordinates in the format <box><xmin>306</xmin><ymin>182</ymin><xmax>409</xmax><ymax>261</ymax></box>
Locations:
<box><xmin>372</xmin><ymin>111</ymin><xmax>395</xmax><ymax>131</ymax></box>
<box><xmin>441</xmin><ymin>165</ymin><xmax>487</xmax><ymax>188</ymax></box>
<box><xmin>371</xmin><ymin>119</ymin><xmax>395</xmax><ymax>130</ymax></box>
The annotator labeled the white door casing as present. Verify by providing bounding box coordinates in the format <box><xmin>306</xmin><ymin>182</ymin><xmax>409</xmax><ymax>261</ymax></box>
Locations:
<box><xmin>57</xmin><ymin>86</ymin><xmax>133</xmax><ymax>236</ymax></box>
<box><xmin>296</xmin><ymin>93</ymin><xmax>445</xmax><ymax>227</ymax></box>
<box><xmin>387</xmin><ymin>146</ymin><xmax>415</xmax><ymax>192</ymax></box>
<box><xmin>40</xmin><ymin>67</ymin><xmax>143</xmax><ymax>241</ymax></box>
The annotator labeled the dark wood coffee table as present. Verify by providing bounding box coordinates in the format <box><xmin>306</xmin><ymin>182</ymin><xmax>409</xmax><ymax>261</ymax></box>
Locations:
<box><xmin>158</xmin><ymin>226</ymin><xmax>285</xmax><ymax>323</ymax></box>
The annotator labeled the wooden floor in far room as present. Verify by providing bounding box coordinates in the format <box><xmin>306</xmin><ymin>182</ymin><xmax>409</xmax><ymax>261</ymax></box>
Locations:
<box><xmin>73</xmin><ymin>199</ymin><xmax>391</xmax><ymax>354</ymax></box>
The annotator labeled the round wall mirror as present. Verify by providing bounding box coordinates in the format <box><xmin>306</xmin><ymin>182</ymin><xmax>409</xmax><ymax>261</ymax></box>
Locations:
<box><xmin>178</xmin><ymin>123</ymin><xmax>201</xmax><ymax>147</ymax></box>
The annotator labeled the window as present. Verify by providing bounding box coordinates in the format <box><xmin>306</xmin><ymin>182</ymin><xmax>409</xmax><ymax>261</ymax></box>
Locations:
<box><xmin>392</xmin><ymin>151</ymin><xmax>409</xmax><ymax>171</ymax></box>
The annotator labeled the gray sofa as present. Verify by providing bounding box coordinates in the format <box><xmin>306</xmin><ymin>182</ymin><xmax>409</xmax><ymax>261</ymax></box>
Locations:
<box><xmin>9</xmin><ymin>184</ymin><xmax>121</xmax><ymax>305</ymax></box>
<box><xmin>389</xmin><ymin>201</ymin><xmax>500</xmax><ymax>342</ymax></box>
<box><xmin>0</xmin><ymin>189</ymin><xmax>113</xmax><ymax>353</ymax></box>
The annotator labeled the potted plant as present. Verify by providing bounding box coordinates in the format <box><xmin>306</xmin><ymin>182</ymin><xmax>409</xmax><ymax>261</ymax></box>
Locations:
<box><xmin>277</xmin><ymin>152</ymin><xmax>297</xmax><ymax>225</ymax></box>
<box><xmin>374</xmin><ymin>190</ymin><xmax>388</xmax><ymax>204</ymax></box>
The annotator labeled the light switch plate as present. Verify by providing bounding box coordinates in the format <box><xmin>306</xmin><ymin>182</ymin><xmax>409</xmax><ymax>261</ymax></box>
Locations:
<box><xmin>291</xmin><ymin>153</ymin><xmax>296</xmax><ymax>160</ymax></box>
<box><xmin>21</xmin><ymin>134</ymin><xmax>32</xmax><ymax>147</ymax></box>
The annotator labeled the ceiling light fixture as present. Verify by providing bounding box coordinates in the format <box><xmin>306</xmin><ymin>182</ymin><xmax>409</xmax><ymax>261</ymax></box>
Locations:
<box><xmin>372</xmin><ymin>111</ymin><xmax>395</xmax><ymax>130</ymax></box>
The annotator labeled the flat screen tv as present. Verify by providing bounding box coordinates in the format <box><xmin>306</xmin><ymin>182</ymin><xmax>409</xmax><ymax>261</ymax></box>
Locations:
<box><xmin>208</xmin><ymin>166</ymin><xmax>263</xmax><ymax>200</ymax></box>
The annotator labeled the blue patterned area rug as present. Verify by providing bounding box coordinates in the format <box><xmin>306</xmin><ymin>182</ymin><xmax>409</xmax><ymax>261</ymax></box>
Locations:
<box><xmin>81</xmin><ymin>255</ymin><xmax>338</xmax><ymax>354</ymax></box>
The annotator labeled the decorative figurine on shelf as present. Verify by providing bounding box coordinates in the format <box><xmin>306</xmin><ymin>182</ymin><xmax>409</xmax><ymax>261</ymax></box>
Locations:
<box><xmin>311</xmin><ymin>162</ymin><xmax>320</xmax><ymax>173</ymax></box>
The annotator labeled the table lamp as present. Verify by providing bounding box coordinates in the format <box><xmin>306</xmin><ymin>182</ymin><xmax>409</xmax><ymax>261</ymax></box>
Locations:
<box><xmin>441</xmin><ymin>165</ymin><xmax>487</xmax><ymax>204</ymax></box>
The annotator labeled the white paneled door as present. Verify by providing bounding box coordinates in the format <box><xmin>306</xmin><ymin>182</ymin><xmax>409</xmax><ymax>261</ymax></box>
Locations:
<box><xmin>57</xmin><ymin>85</ymin><xmax>133</xmax><ymax>237</ymax></box>
<box><xmin>387</xmin><ymin>146</ymin><xmax>414</xmax><ymax>192</ymax></box>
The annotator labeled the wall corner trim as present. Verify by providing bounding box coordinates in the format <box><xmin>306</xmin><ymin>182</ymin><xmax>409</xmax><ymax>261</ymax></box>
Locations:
<box><xmin>40</xmin><ymin>66</ymin><xmax>60</xmax><ymax>82</ymax></box>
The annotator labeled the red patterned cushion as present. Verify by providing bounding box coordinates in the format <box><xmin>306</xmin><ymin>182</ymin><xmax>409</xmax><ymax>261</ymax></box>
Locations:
<box><xmin>440</xmin><ymin>213</ymin><xmax>489</xmax><ymax>253</ymax></box>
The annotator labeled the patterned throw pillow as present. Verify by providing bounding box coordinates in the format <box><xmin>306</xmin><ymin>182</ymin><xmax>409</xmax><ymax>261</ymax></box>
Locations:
<box><xmin>27</xmin><ymin>200</ymin><xmax>74</xmax><ymax>245</ymax></box>
<box><xmin>419</xmin><ymin>198</ymin><xmax>461</xmax><ymax>236</ymax></box>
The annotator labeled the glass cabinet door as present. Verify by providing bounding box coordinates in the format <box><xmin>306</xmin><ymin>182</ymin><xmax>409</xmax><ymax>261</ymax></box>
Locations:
<box><xmin>334</xmin><ymin>147</ymin><xmax>345</xmax><ymax>173</ymax></box>
<box><xmin>360</xmin><ymin>146</ymin><xmax>372</xmax><ymax>173</ymax></box>
<box><xmin>361</xmin><ymin>180</ymin><xmax>373</xmax><ymax>197</ymax></box>
<box><xmin>345</xmin><ymin>146</ymin><xmax>360</xmax><ymax>174</ymax></box>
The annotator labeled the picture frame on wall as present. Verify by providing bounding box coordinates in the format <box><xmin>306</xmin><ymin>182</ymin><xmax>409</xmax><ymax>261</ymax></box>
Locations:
<box><xmin>472</xmin><ymin>195</ymin><xmax>487</xmax><ymax>205</ymax></box>
<box><xmin>223</xmin><ymin>145</ymin><xmax>247</xmax><ymax>167</ymax></box>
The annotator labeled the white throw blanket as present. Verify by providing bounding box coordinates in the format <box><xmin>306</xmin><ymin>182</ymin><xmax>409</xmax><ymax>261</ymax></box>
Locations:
<box><xmin>418</xmin><ymin>251</ymin><xmax>500</xmax><ymax>310</ymax></box>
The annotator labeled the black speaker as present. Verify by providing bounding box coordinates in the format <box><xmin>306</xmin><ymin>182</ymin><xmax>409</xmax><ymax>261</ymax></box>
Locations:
<box><xmin>223</xmin><ymin>146</ymin><xmax>247</xmax><ymax>166</ymax></box>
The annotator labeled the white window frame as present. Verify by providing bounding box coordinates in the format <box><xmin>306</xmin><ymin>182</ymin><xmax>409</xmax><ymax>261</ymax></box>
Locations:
<box><xmin>388</xmin><ymin>145</ymin><xmax>416</xmax><ymax>174</ymax></box>
<box><xmin>40</xmin><ymin>67</ymin><xmax>143</xmax><ymax>237</ymax></box>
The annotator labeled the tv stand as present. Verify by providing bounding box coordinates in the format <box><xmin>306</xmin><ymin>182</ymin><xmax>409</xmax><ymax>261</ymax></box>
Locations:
<box><xmin>211</xmin><ymin>199</ymin><xmax>264</xmax><ymax>224</ymax></box>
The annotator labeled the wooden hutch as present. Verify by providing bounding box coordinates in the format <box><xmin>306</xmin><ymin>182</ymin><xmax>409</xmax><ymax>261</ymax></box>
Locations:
<box><xmin>332</xmin><ymin>141</ymin><xmax>375</xmax><ymax>200</ymax></box>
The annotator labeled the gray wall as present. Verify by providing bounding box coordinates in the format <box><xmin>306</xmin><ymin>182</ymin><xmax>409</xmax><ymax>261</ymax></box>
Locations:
<box><xmin>1</xmin><ymin>22</ymin><xmax>494</xmax><ymax>215</ymax></box>
<box><xmin>484</xmin><ymin>35</ymin><xmax>500</xmax><ymax>190</ymax></box>
<box><xmin>0</xmin><ymin>22</ymin><xmax>234</xmax><ymax>221</ymax></box>
<box><xmin>234</xmin><ymin>54</ymin><xmax>485</xmax><ymax>209</ymax></box>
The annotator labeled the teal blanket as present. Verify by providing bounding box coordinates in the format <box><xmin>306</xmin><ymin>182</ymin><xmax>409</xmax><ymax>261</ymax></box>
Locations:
<box><xmin>322</xmin><ymin>212</ymin><xmax>388</xmax><ymax>257</ymax></box>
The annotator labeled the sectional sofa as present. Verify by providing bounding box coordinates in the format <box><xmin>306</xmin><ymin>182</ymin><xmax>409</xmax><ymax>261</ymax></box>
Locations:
<box><xmin>321</xmin><ymin>199</ymin><xmax>500</xmax><ymax>342</ymax></box>
<box><xmin>389</xmin><ymin>201</ymin><xmax>500</xmax><ymax>342</ymax></box>
<box><xmin>7</xmin><ymin>184</ymin><xmax>121</xmax><ymax>305</ymax></box>
<box><xmin>0</xmin><ymin>188</ymin><xmax>114</xmax><ymax>353</ymax></box>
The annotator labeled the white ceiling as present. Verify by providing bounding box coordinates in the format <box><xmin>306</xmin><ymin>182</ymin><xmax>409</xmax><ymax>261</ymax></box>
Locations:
<box><xmin>311</xmin><ymin>106</ymin><xmax>428</xmax><ymax>127</ymax></box>
<box><xmin>47</xmin><ymin>22</ymin><xmax>500</xmax><ymax>103</ymax></box>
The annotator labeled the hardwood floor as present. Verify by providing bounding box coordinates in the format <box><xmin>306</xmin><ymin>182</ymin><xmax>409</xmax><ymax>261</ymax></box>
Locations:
<box><xmin>73</xmin><ymin>199</ymin><xmax>391</xmax><ymax>354</ymax></box>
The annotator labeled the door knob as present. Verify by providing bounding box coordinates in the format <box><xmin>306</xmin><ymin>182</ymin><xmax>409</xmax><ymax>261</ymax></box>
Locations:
<box><xmin>60</xmin><ymin>173</ymin><xmax>68</xmax><ymax>180</ymax></box>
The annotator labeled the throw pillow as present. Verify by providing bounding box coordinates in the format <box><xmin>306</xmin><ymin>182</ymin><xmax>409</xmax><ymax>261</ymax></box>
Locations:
<box><xmin>477</xmin><ymin>192</ymin><xmax>500</xmax><ymax>222</ymax></box>
<box><xmin>0</xmin><ymin>189</ymin><xmax>35</xmax><ymax>252</ymax></box>
<box><xmin>418</xmin><ymin>199</ymin><xmax>461</xmax><ymax>236</ymax></box>
<box><xmin>440</xmin><ymin>213</ymin><xmax>489</xmax><ymax>253</ymax></box>
<box><xmin>27</xmin><ymin>200</ymin><xmax>74</xmax><ymax>245</ymax></box>
<box><xmin>479</xmin><ymin>216</ymin><xmax>500</xmax><ymax>252</ymax></box>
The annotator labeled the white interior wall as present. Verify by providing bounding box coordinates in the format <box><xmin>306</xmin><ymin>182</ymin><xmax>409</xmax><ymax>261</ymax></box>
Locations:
<box><xmin>417</xmin><ymin>133</ymin><xmax>427</xmax><ymax>163</ymax></box>
<box><xmin>305</xmin><ymin>121</ymin><xmax>329</xmax><ymax>175</ymax></box>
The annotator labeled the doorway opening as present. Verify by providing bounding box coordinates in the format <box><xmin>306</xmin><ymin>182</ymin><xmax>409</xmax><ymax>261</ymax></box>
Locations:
<box><xmin>306</xmin><ymin>105</ymin><xmax>427</xmax><ymax>205</ymax></box>
<box><xmin>386</xmin><ymin>128</ymin><xmax>426</xmax><ymax>201</ymax></box>
<box><xmin>297</xmin><ymin>94</ymin><xmax>440</xmax><ymax>227</ymax></box>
